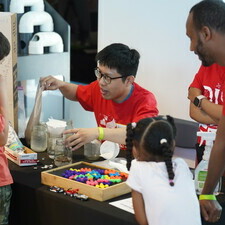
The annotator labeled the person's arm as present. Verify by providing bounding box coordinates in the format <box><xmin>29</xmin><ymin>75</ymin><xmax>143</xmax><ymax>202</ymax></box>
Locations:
<box><xmin>64</xmin><ymin>127</ymin><xmax>127</xmax><ymax>150</ymax></box>
<box><xmin>188</xmin><ymin>87</ymin><xmax>222</xmax><ymax>124</ymax></box>
<box><xmin>188</xmin><ymin>87</ymin><xmax>214</xmax><ymax>124</ymax></box>
<box><xmin>41</xmin><ymin>76</ymin><xmax>78</xmax><ymax>101</ymax></box>
<box><xmin>199</xmin><ymin>115</ymin><xmax>225</xmax><ymax>222</ymax></box>
<box><xmin>200</xmin><ymin>98</ymin><xmax>222</xmax><ymax>124</ymax></box>
<box><xmin>0</xmin><ymin>75</ymin><xmax>9</xmax><ymax>146</ymax></box>
<box><xmin>189</xmin><ymin>103</ymin><xmax>218</xmax><ymax>124</ymax></box>
<box><xmin>132</xmin><ymin>190</ymin><xmax>148</xmax><ymax>225</ymax></box>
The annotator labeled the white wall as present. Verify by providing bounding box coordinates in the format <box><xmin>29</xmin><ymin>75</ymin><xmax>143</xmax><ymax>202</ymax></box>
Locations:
<box><xmin>66</xmin><ymin>99</ymin><xmax>96</xmax><ymax>128</ymax></box>
<box><xmin>98</xmin><ymin>0</ymin><xmax>201</xmax><ymax>120</ymax></box>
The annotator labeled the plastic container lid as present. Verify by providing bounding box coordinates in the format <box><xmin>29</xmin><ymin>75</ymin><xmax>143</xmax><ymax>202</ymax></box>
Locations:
<box><xmin>100</xmin><ymin>141</ymin><xmax>120</xmax><ymax>160</ymax></box>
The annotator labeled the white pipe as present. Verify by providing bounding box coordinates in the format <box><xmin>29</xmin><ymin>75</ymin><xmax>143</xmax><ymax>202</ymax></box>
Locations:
<box><xmin>19</xmin><ymin>11</ymin><xmax>54</xmax><ymax>33</ymax></box>
<box><xmin>28</xmin><ymin>32</ymin><xmax>64</xmax><ymax>54</ymax></box>
<box><xmin>10</xmin><ymin>0</ymin><xmax>44</xmax><ymax>13</ymax></box>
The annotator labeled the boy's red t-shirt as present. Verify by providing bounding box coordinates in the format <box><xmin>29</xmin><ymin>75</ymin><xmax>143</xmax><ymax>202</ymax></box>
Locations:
<box><xmin>76</xmin><ymin>81</ymin><xmax>158</xmax><ymax>127</ymax></box>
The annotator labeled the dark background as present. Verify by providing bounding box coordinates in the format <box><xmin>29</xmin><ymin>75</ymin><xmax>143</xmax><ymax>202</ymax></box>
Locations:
<box><xmin>47</xmin><ymin>0</ymin><xmax>98</xmax><ymax>84</ymax></box>
<box><xmin>0</xmin><ymin>0</ymin><xmax>98</xmax><ymax>84</ymax></box>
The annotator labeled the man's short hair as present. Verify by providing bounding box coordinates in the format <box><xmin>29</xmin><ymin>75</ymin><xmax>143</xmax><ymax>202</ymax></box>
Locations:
<box><xmin>0</xmin><ymin>32</ymin><xmax>10</xmax><ymax>61</ymax></box>
<box><xmin>190</xmin><ymin>0</ymin><xmax>225</xmax><ymax>33</ymax></box>
<box><xmin>96</xmin><ymin>43</ymin><xmax>140</xmax><ymax>78</ymax></box>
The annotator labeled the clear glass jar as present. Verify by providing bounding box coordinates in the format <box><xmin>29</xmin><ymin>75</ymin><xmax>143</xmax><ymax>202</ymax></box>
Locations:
<box><xmin>30</xmin><ymin>124</ymin><xmax>47</xmax><ymax>152</ymax></box>
<box><xmin>84</xmin><ymin>139</ymin><xmax>101</xmax><ymax>160</ymax></box>
<box><xmin>66</xmin><ymin>120</ymin><xmax>73</xmax><ymax>130</ymax></box>
<box><xmin>47</xmin><ymin>137</ymin><xmax>58</xmax><ymax>159</ymax></box>
<box><xmin>62</xmin><ymin>120</ymin><xmax>74</xmax><ymax>161</ymax></box>
<box><xmin>54</xmin><ymin>138</ymin><xmax>72</xmax><ymax>167</ymax></box>
<box><xmin>63</xmin><ymin>120</ymin><xmax>74</xmax><ymax>140</ymax></box>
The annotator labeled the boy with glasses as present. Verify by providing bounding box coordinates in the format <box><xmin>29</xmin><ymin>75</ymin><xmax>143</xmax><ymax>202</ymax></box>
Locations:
<box><xmin>41</xmin><ymin>43</ymin><xmax>158</xmax><ymax>150</ymax></box>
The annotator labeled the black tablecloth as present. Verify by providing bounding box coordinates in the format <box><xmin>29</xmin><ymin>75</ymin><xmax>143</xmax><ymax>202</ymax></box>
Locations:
<box><xmin>8</xmin><ymin>148</ymin><xmax>138</xmax><ymax>225</ymax></box>
<box><xmin>8</xmin><ymin>148</ymin><xmax>225</xmax><ymax>225</ymax></box>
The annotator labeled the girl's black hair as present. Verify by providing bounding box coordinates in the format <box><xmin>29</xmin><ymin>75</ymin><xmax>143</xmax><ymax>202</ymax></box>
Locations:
<box><xmin>0</xmin><ymin>32</ymin><xmax>10</xmax><ymax>61</ymax></box>
<box><xmin>126</xmin><ymin>115</ymin><xmax>176</xmax><ymax>186</ymax></box>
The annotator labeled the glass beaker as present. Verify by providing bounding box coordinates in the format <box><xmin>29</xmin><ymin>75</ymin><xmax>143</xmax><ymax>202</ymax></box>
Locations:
<box><xmin>54</xmin><ymin>138</ymin><xmax>72</xmax><ymax>167</ymax></box>
<box><xmin>84</xmin><ymin>139</ymin><xmax>101</xmax><ymax>160</ymax></box>
<box><xmin>30</xmin><ymin>124</ymin><xmax>48</xmax><ymax>152</ymax></box>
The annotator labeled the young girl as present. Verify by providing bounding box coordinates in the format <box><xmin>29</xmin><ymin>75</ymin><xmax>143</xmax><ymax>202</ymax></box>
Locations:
<box><xmin>126</xmin><ymin>115</ymin><xmax>201</xmax><ymax>225</ymax></box>
<box><xmin>0</xmin><ymin>32</ymin><xmax>13</xmax><ymax>225</ymax></box>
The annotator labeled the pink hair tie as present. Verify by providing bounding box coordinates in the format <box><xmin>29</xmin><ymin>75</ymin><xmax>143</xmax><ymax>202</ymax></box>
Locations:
<box><xmin>169</xmin><ymin>179</ymin><xmax>174</xmax><ymax>186</ymax></box>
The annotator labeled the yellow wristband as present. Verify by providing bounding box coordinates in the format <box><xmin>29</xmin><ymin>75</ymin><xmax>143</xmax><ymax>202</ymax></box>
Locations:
<box><xmin>199</xmin><ymin>195</ymin><xmax>217</xmax><ymax>201</ymax></box>
<box><xmin>98</xmin><ymin>127</ymin><xmax>104</xmax><ymax>140</ymax></box>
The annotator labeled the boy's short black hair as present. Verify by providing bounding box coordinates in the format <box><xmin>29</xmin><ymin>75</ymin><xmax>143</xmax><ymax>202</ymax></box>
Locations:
<box><xmin>96</xmin><ymin>43</ymin><xmax>140</xmax><ymax>78</ymax></box>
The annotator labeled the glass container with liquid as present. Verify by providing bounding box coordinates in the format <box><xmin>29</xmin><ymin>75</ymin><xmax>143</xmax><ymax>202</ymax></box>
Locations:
<box><xmin>84</xmin><ymin>139</ymin><xmax>101</xmax><ymax>160</ymax></box>
<box><xmin>30</xmin><ymin>124</ymin><xmax>47</xmax><ymax>152</ymax></box>
<box><xmin>54</xmin><ymin>138</ymin><xmax>72</xmax><ymax>167</ymax></box>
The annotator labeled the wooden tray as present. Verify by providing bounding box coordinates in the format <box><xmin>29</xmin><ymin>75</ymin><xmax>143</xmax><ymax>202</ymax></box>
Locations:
<box><xmin>41</xmin><ymin>161</ymin><xmax>131</xmax><ymax>201</ymax></box>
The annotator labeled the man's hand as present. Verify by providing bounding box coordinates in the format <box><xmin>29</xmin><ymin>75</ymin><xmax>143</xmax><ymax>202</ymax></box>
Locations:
<box><xmin>200</xmin><ymin>200</ymin><xmax>222</xmax><ymax>223</ymax></box>
<box><xmin>64</xmin><ymin>128</ymin><xmax>99</xmax><ymax>150</ymax></box>
<box><xmin>40</xmin><ymin>76</ymin><xmax>65</xmax><ymax>91</ymax></box>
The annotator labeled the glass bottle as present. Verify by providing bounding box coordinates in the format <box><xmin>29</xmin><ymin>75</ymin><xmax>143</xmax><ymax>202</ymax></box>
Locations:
<box><xmin>30</xmin><ymin>124</ymin><xmax>47</xmax><ymax>152</ymax></box>
<box><xmin>47</xmin><ymin>137</ymin><xmax>57</xmax><ymax>159</ymax></box>
<box><xmin>62</xmin><ymin>120</ymin><xmax>74</xmax><ymax>160</ymax></box>
<box><xmin>84</xmin><ymin>139</ymin><xmax>101</xmax><ymax>160</ymax></box>
<box><xmin>54</xmin><ymin>138</ymin><xmax>72</xmax><ymax>167</ymax></box>
<box><xmin>63</xmin><ymin>120</ymin><xmax>74</xmax><ymax>139</ymax></box>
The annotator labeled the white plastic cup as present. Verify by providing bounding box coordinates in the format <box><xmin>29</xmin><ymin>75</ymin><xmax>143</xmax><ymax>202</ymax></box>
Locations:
<box><xmin>100</xmin><ymin>141</ymin><xmax>120</xmax><ymax>160</ymax></box>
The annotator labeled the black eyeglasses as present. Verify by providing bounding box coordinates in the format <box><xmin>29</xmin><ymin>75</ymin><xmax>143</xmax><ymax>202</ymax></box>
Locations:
<box><xmin>94</xmin><ymin>67</ymin><xmax>128</xmax><ymax>84</ymax></box>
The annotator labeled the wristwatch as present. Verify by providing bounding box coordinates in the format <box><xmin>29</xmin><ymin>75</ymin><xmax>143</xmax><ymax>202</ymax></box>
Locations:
<box><xmin>193</xmin><ymin>95</ymin><xmax>206</xmax><ymax>108</ymax></box>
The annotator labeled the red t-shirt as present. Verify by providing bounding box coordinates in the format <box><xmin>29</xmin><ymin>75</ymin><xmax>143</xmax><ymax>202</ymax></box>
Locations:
<box><xmin>76</xmin><ymin>81</ymin><xmax>158</xmax><ymax>127</ymax></box>
<box><xmin>223</xmin><ymin>87</ymin><xmax>225</xmax><ymax>115</ymax></box>
<box><xmin>189</xmin><ymin>64</ymin><xmax>225</xmax><ymax>142</ymax></box>
<box><xmin>0</xmin><ymin>115</ymin><xmax>13</xmax><ymax>187</ymax></box>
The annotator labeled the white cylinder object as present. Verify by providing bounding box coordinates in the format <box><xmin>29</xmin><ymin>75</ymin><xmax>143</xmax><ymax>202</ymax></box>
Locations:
<box><xmin>28</xmin><ymin>32</ymin><xmax>64</xmax><ymax>54</ymax></box>
<box><xmin>19</xmin><ymin>11</ymin><xmax>54</xmax><ymax>33</ymax></box>
<box><xmin>10</xmin><ymin>0</ymin><xmax>44</xmax><ymax>13</ymax></box>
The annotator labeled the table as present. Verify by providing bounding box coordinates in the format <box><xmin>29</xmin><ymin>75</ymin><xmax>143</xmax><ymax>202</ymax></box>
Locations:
<box><xmin>8</xmin><ymin>149</ymin><xmax>138</xmax><ymax>225</ymax></box>
<box><xmin>8</xmin><ymin>149</ymin><xmax>225</xmax><ymax>225</ymax></box>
